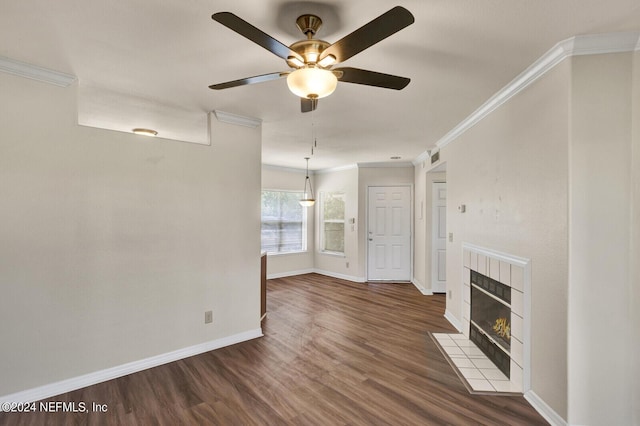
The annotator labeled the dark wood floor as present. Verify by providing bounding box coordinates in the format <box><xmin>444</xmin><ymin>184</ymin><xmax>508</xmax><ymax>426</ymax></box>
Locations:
<box><xmin>1</xmin><ymin>273</ymin><xmax>547</xmax><ymax>425</ymax></box>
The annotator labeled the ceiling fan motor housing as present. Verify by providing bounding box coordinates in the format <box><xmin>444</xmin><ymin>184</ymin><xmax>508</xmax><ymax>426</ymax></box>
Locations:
<box><xmin>287</xmin><ymin>39</ymin><xmax>331</xmax><ymax>68</ymax></box>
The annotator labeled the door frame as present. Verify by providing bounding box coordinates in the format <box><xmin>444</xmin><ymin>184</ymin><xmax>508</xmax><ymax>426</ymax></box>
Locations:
<box><xmin>431</xmin><ymin>181</ymin><xmax>447</xmax><ymax>293</ymax></box>
<box><xmin>426</xmin><ymin>161</ymin><xmax>447</xmax><ymax>295</ymax></box>
<box><xmin>365</xmin><ymin>184</ymin><xmax>413</xmax><ymax>282</ymax></box>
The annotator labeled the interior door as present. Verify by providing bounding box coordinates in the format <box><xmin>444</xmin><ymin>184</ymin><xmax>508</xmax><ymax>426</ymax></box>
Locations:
<box><xmin>431</xmin><ymin>182</ymin><xmax>447</xmax><ymax>293</ymax></box>
<box><xmin>367</xmin><ymin>186</ymin><xmax>411</xmax><ymax>281</ymax></box>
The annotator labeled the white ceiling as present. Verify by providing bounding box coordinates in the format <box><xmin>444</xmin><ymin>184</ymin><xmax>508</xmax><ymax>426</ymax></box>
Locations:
<box><xmin>1</xmin><ymin>0</ymin><xmax>639</xmax><ymax>170</ymax></box>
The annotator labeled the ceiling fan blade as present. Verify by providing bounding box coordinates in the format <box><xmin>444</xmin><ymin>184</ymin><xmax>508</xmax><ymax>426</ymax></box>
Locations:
<box><xmin>301</xmin><ymin>97</ymin><xmax>318</xmax><ymax>113</ymax></box>
<box><xmin>212</xmin><ymin>12</ymin><xmax>303</xmax><ymax>62</ymax></box>
<box><xmin>335</xmin><ymin>67</ymin><xmax>410</xmax><ymax>90</ymax></box>
<box><xmin>209</xmin><ymin>71</ymin><xmax>287</xmax><ymax>90</ymax></box>
<box><xmin>319</xmin><ymin>6</ymin><xmax>414</xmax><ymax>64</ymax></box>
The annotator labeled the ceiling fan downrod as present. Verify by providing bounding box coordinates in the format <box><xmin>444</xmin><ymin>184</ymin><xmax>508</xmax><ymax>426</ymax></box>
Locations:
<box><xmin>296</xmin><ymin>14</ymin><xmax>323</xmax><ymax>39</ymax></box>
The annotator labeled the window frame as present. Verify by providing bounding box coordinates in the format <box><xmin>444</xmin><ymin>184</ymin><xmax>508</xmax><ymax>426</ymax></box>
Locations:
<box><xmin>260</xmin><ymin>189</ymin><xmax>308</xmax><ymax>255</ymax></box>
<box><xmin>319</xmin><ymin>191</ymin><xmax>346</xmax><ymax>255</ymax></box>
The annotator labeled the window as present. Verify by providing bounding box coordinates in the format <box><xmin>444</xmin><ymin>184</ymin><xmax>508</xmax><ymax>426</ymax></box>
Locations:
<box><xmin>320</xmin><ymin>191</ymin><xmax>345</xmax><ymax>254</ymax></box>
<box><xmin>261</xmin><ymin>190</ymin><xmax>306</xmax><ymax>254</ymax></box>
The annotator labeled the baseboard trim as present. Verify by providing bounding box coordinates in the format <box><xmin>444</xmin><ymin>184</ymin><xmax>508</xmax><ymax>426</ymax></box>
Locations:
<box><xmin>524</xmin><ymin>390</ymin><xmax>567</xmax><ymax>426</ymax></box>
<box><xmin>268</xmin><ymin>268</ymin><xmax>365</xmax><ymax>283</ymax></box>
<box><xmin>0</xmin><ymin>328</ymin><xmax>263</xmax><ymax>405</ymax></box>
<box><xmin>313</xmin><ymin>269</ymin><xmax>366</xmax><ymax>283</ymax></box>
<box><xmin>411</xmin><ymin>278</ymin><xmax>433</xmax><ymax>295</ymax></box>
<box><xmin>267</xmin><ymin>268</ymin><xmax>315</xmax><ymax>279</ymax></box>
<box><xmin>444</xmin><ymin>309</ymin><xmax>463</xmax><ymax>332</ymax></box>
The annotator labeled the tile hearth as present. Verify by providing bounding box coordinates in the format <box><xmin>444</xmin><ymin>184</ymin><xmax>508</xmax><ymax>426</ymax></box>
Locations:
<box><xmin>431</xmin><ymin>332</ymin><xmax>522</xmax><ymax>394</ymax></box>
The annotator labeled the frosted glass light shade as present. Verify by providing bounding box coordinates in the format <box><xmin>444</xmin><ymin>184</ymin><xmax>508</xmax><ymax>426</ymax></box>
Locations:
<box><xmin>299</xmin><ymin>198</ymin><xmax>316</xmax><ymax>207</ymax></box>
<box><xmin>287</xmin><ymin>68</ymin><xmax>337</xmax><ymax>99</ymax></box>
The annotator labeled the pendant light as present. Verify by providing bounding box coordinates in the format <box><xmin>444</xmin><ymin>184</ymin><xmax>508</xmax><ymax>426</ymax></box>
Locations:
<box><xmin>299</xmin><ymin>157</ymin><xmax>315</xmax><ymax>207</ymax></box>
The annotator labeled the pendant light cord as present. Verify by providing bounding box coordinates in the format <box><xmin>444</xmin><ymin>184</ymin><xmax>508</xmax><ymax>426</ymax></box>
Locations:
<box><xmin>304</xmin><ymin>157</ymin><xmax>314</xmax><ymax>199</ymax></box>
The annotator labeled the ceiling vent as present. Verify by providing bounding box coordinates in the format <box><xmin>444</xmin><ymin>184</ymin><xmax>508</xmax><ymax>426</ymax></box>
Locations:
<box><xmin>431</xmin><ymin>150</ymin><xmax>440</xmax><ymax>164</ymax></box>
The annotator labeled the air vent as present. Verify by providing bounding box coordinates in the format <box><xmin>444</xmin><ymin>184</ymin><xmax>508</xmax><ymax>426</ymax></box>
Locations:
<box><xmin>431</xmin><ymin>150</ymin><xmax>440</xmax><ymax>164</ymax></box>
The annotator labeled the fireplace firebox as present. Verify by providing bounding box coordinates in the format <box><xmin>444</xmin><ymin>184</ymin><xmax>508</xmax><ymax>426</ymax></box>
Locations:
<box><xmin>470</xmin><ymin>270</ymin><xmax>511</xmax><ymax>378</ymax></box>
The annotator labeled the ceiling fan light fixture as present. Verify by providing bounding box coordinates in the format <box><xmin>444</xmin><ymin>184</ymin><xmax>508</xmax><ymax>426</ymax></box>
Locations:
<box><xmin>132</xmin><ymin>128</ymin><xmax>158</xmax><ymax>137</ymax></box>
<box><xmin>287</xmin><ymin>55</ymin><xmax>305</xmax><ymax>68</ymax></box>
<box><xmin>287</xmin><ymin>67</ymin><xmax>337</xmax><ymax>99</ymax></box>
<box><xmin>318</xmin><ymin>54</ymin><xmax>336</xmax><ymax>68</ymax></box>
<box><xmin>306</xmin><ymin>52</ymin><xmax>319</xmax><ymax>63</ymax></box>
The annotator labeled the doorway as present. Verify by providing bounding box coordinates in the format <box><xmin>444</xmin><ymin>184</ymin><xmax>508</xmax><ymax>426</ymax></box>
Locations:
<box><xmin>367</xmin><ymin>186</ymin><xmax>412</xmax><ymax>281</ymax></box>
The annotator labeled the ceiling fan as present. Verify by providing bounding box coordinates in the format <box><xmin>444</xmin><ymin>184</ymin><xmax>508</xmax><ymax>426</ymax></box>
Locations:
<box><xmin>209</xmin><ymin>6</ymin><xmax>415</xmax><ymax>113</ymax></box>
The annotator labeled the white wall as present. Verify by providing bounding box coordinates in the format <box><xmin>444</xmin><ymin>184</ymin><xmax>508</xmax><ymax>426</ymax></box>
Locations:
<box><xmin>0</xmin><ymin>74</ymin><xmax>262</xmax><ymax>397</ymax></box>
<box><xmin>314</xmin><ymin>167</ymin><xmax>359</xmax><ymax>280</ymax></box>
<box><xmin>261</xmin><ymin>166</ymin><xmax>315</xmax><ymax>277</ymax></box>
<box><xmin>439</xmin><ymin>60</ymin><xmax>571</xmax><ymax>418</ymax></box>
<box><xmin>632</xmin><ymin>50</ymin><xmax>640</xmax><ymax>426</ymax></box>
<box><xmin>357</xmin><ymin>166</ymin><xmax>415</xmax><ymax>280</ymax></box>
<box><xmin>567</xmin><ymin>52</ymin><xmax>637</xmax><ymax>426</ymax></box>
<box><xmin>262</xmin><ymin>164</ymin><xmax>414</xmax><ymax>282</ymax></box>
<box><xmin>432</xmin><ymin>49</ymin><xmax>639</xmax><ymax>424</ymax></box>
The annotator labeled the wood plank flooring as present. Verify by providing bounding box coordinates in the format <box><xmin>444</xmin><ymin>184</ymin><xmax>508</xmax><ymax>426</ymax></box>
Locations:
<box><xmin>0</xmin><ymin>273</ymin><xmax>548</xmax><ymax>425</ymax></box>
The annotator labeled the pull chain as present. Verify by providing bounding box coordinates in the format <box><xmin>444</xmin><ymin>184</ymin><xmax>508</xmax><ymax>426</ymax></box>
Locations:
<box><xmin>310</xmin><ymin>104</ymin><xmax>316</xmax><ymax>156</ymax></box>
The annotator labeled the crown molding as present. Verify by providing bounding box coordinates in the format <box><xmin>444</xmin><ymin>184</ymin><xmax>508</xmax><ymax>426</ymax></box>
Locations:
<box><xmin>0</xmin><ymin>56</ymin><xmax>76</xmax><ymax>87</ymax></box>
<box><xmin>567</xmin><ymin>31</ymin><xmax>640</xmax><ymax>56</ymax></box>
<box><xmin>265</xmin><ymin>162</ymin><xmax>415</xmax><ymax>174</ymax></box>
<box><xmin>266</xmin><ymin>161</ymin><xmax>416</xmax><ymax>174</ymax></box>
<box><xmin>262</xmin><ymin>163</ymin><xmax>309</xmax><ymax>174</ymax></box>
<box><xmin>213</xmin><ymin>110</ymin><xmax>262</xmax><ymax>128</ymax></box>
<box><xmin>262</xmin><ymin>163</ymin><xmax>359</xmax><ymax>175</ymax></box>
<box><xmin>357</xmin><ymin>161</ymin><xmax>413</xmax><ymax>168</ymax></box>
<box><xmin>434</xmin><ymin>31</ymin><xmax>640</xmax><ymax>151</ymax></box>
<box><xmin>412</xmin><ymin>150</ymin><xmax>431</xmax><ymax>166</ymax></box>
<box><xmin>315</xmin><ymin>164</ymin><xmax>358</xmax><ymax>174</ymax></box>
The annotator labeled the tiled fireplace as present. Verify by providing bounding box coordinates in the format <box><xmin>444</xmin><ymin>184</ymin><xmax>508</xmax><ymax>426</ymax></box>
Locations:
<box><xmin>433</xmin><ymin>244</ymin><xmax>530</xmax><ymax>394</ymax></box>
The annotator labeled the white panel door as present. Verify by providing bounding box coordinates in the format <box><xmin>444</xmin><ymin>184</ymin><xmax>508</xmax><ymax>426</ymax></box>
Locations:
<box><xmin>431</xmin><ymin>182</ymin><xmax>447</xmax><ymax>293</ymax></box>
<box><xmin>367</xmin><ymin>186</ymin><xmax>411</xmax><ymax>281</ymax></box>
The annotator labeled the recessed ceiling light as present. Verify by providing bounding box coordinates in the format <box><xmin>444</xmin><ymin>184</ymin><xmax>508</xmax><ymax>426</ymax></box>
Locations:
<box><xmin>390</xmin><ymin>156</ymin><xmax>401</xmax><ymax>160</ymax></box>
<box><xmin>132</xmin><ymin>128</ymin><xmax>158</xmax><ymax>137</ymax></box>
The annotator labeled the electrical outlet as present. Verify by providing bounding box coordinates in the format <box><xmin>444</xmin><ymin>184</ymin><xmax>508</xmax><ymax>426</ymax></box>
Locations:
<box><xmin>448</xmin><ymin>290</ymin><xmax>452</xmax><ymax>299</ymax></box>
<box><xmin>346</xmin><ymin>261</ymin><xmax>349</xmax><ymax>268</ymax></box>
<box><xmin>205</xmin><ymin>310</ymin><xmax>213</xmax><ymax>324</ymax></box>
